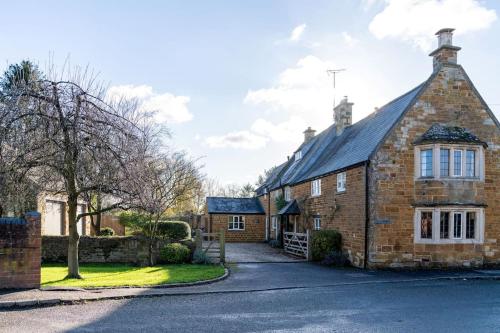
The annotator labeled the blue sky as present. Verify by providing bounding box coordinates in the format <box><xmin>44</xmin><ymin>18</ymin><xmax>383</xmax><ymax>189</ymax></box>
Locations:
<box><xmin>1</xmin><ymin>0</ymin><xmax>499</xmax><ymax>185</ymax></box>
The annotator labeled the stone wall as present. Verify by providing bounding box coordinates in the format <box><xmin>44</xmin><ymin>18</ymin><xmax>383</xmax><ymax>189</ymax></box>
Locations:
<box><xmin>42</xmin><ymin>236</ymin><xmax>193</xmax><ymax>266</ymax></box>
<box><xmin>369</xmin><ymin>63</ymin><xmax>500</xmax><ymax>268</ymax></box>
<box><xmin>209</xmin><ymin>214</ymin><xmax>266</xmax><ymax>242</ymax></box>
<box><xmin>0</xmin><ymin>212</ymin><xmax>41</xmax><ymax>289</ymax></box>
<box><xmin>288</xmin><ymin>167</ymin><xmax>367</xmax><ymax>267</ymax></box>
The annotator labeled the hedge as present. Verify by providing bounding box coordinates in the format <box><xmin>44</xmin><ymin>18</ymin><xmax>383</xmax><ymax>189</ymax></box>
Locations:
<box><xmin>156</xmin><ymin>220</ymin><xmax>191</xmax><ymax>241</ymax></box>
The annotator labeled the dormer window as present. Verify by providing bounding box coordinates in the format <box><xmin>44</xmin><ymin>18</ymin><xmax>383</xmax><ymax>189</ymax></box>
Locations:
<box><xmin>295</xmin><ymin>150</ymin><xmax>302</xmax><ymax>161</ymax></box>
<box><xmin>414</xmin><ymin>125</ymin><xmax>486</xmax><ymax>181</ymax></box>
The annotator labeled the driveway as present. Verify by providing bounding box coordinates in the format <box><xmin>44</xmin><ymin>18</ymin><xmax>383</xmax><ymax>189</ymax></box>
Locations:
<box><xmin>225</xmin><ymin>242</ymin><xmax>305</xmax><ymax>263</ymax></box>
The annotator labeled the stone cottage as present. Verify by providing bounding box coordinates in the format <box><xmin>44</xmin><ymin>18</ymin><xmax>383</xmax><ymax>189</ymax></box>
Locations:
<box><xmin>250</xmin><ymin>28</ymin><xmax>500</xmax><ymax>269</ymax></box>
<box><xmin>205</xmin><ymin>197</ymin><xmax>266</xmax><ymax>242</ymax></box>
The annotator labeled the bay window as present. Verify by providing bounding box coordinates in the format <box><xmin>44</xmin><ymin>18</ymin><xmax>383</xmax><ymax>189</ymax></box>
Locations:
<box><xmin>415</xmin><ymin>144</ymin><xmax>484</xmax><ymax>180</ymax></box>
<box><xmin>415</xmin><ymin>207</ymin><xmax>484</xmax><ymax>244</ymax></box>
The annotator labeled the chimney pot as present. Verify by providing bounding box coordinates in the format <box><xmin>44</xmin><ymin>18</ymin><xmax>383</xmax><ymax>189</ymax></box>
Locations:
<box><xmin>303</xmin><ymin>126</ymin><xmax>316</xmax><ymax>143</ymax></box>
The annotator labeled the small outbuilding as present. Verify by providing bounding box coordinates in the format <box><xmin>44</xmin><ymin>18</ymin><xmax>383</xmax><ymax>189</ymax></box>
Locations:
<box><xmin>205</xmin><ymin>197</ymin><xmax>266</xmax><ymax>242</ymax></box>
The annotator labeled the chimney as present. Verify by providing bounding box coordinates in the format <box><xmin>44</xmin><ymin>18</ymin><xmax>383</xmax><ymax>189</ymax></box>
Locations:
<box><xmin>334</xmin><ymin>96</ymin><xmax>353</xmax><ymax>136</ymax></box>
<box><xmin>303</xmin><ymin>126</ymin><xmax>316</xmax><ymax>143</ymax></box>
<box><xmin>429</xmin><ymin>28</ymin><xmax>461</xmax><ymax>72</ymax></box>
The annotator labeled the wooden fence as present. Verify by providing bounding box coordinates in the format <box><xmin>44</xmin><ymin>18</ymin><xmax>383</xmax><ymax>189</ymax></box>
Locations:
<box><xmin>283</xmin><ymin>230</ymin><xmax>310</xmax><ymax>259</ymax></box>
<box><xmin>195</xmin><ymin>229</ymin><xmax>225</xmax><ymax>264</ymax></box>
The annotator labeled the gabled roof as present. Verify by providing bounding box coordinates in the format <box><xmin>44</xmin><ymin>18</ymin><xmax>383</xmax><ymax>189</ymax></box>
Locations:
<box><xmin>259</xmin><ymin>77</ymin><xmax>432</xmax><ymax>191</ymax></box>
<box><xmin>206</xmin><ymin>197</ymin><xmax>265</xmax><ymax>214</ymax></box>
<box><xmin>413</xmin><ymin>124</ymin><xmax>488</xmax><ymax>147</ymax></box>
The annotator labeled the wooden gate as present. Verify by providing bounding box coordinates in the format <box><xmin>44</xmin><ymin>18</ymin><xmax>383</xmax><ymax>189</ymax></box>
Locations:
<box><xmin>283</xmin><ymin>230</ymin><xmax>309</xmax><ymax>259</ymax></box>
<box><xmin>195</xmin><ymin>229</ymin><xmax>225</xmax><ymax>264</ymax></box>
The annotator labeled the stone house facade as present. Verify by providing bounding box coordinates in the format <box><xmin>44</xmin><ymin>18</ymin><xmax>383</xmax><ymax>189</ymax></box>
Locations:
<box><xmin>205</xmin><ymin>197</ymin><xmax>266</xmax><ymax>242</ymax></box>
<box><xmin>255</xmin><ymin>29</ymin><xmax>500</xmax><ymax>269</ymax></box>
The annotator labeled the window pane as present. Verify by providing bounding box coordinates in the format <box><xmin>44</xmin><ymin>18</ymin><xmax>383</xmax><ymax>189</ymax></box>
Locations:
<box><xmin>440</xmin><ymin>149</ymin><xmax>450</xmax><ymax>177</ymax></box>
<box><xmin>420</xmin><ymin>150</ymin><xmax>433</xmax><ymax>177</ymax></box>
<box><xmin>420</xmin><ymin>212</ymin><xmax>433</xmax><ymax>239</ymax></box>
<box><xmin>440</xmin><ymin>212</ymin><xmax>449</xmax><ymax>239</ymax></box>
<box><xmin>454</xmin><ymin>150</ymin><xmax>462</xmax><ymax>176</ymax></box>
<box><xmin>453</xmin><ymin>213</ymin><xmax>462</xmax><ymax>238</ymax></box>
<box><xmin>466</xmin><ymin>150</ymin><xmax>475</xmax><ymax>177</ymax></box>
<box><xmin>239</xmin><ymin>222</ymin><xmax>244</xmax><ymax>230</ymax></box>
<box><xmin>466</xmin><ymin>212</ymin><xmax>476</xmax><ymax>239</ymax></box>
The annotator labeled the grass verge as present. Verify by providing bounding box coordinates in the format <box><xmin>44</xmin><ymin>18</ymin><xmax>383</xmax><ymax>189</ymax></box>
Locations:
<box><xmin>42</xmin><ymin>263</ymin><xmax>225</xmax><ymax>288</ymax></box>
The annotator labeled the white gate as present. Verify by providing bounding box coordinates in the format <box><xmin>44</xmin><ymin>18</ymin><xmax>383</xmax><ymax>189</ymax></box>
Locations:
<box><xmin>283</xmin><ymin>231</ymin><xmax>309</xmax><ymax>259</ymax></box>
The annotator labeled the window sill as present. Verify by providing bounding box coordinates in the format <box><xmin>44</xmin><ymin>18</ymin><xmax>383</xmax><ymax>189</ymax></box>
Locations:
<box><xmin>228</xmin><ymin>229</ymin><xmax>245</xmax><ymax>232</ymax></box>
<box><xmin>336</xmin><ymin>189</ymin><xmax>346</xmax><ymax>194</ymax></box>
<box><xmin>414</xmin><ymin>239</ymin><xmax>482</xmax><ymax>245</ymax></box>
<box><xmin>415</xmin><ymin>177</ymin><xmax>482</xmax><ymax>182</ymax></box>
<box><xmin>310</xmin><ymin>194</ymin><xmax>321</xmax><ymax>197</ymax></box>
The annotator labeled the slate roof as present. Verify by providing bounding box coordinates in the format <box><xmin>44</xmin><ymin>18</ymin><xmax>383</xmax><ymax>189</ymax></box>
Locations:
<box><xmin>206</xmin><ymin>197</ymin><xmax>265</xmax><ymax>214</ymax></box>
<box><xmin>258</xmin><ymin>77</ymin><xmax>433</xmax><ymax>191</ymax></box>
<box><xmin>278</xmin><ymin>199</ymin><xmax>300</xmax><ymax>215</ymax></box>
<box><xmin>413</xmin><ymin>124</ymin><xmax>488</xmax><ymax>147</ymax></box>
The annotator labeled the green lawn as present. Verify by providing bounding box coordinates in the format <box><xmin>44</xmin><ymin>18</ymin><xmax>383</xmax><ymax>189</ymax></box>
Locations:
<box><xmin>41</xmin><ymin>263</ymin><xmax>225</xmax><ymax>288</ymax></box>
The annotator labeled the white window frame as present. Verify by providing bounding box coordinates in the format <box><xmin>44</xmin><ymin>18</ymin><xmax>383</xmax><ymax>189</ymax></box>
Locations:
<box><xmin>228</xmin><ymin>215</ymin><xmax>245</xmax><ymax>231</ymax></box>
<box><xmin>337</xmin><ymin>172</ymin><xmax>346</xmax><ymax>193</ymax></box>
<box><xmin>284</xmin><ymin>186</ymin><xmax>291</xmax><ymax>201</ymax></box>
<box><xmin>272</xmin><ymin>216</ymin><xmax>277</xmax><ymax>230</ymax></box>
<box><xmin>313</xmin><ymin>217</ymin><xmax>321</xmax><ymax>230</ymax></box>
<box><xmin>414</xmin><ymin>207</ymin><xmax>484</xmax><ymax>244</ymax></box>
<box><xmin>414</xmin><ymin>144</ymin><xmax>484</xmax><ymax>181</ymax></box>
<box><xmin>311</xmin><ymin>179</ymin><xmax>321</xmax><ymax>197</ymax></box>
<box><xmin>295</xmin><ymin>150</ymin><xmax>302</xmax><ymax>161</ymax></box>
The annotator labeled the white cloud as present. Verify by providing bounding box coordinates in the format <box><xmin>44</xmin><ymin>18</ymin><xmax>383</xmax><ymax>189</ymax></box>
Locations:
<box><xmin>244</xmin><ymin>55</ymin><xmax>335</xmax><ymax>127</ymax></box>
<box><xmin>289</xmin><ymin>23</ymin><xmax>307</xmax><ymax>42</ymax></box>
<box><xmin>107</xmin><ymin>84</ymin><xmax>193</xmax><ymax>124</ymax></box>
<box><xmin>369</xmin><ymin>0</ymin><xmax>497</xmax><ymax>51</ymax></box>
<box><xmin>251</xmin><ymin>116</ymin><xmax>305</xmax><ymax>143</ymax></box>
<box><xmin>205</xmin><ymin>131</ymin><xmax>268</xmax><ymax>150</ymax></box>
<box><xmin>342</xmin><ymin>32</ymin><xmax>359</xmax><ymax>47</ymax></box>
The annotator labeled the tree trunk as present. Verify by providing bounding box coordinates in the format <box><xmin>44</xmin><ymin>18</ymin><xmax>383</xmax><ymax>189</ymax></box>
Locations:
<box><xmin>95</xmin><ymin>194</ymin><xmax>102</xmax><ymax>234</ymax></box>
<box><xmin>67</xmin><ymin>195</ymin><xmax>81</xmax><ymax>278</ymax></box>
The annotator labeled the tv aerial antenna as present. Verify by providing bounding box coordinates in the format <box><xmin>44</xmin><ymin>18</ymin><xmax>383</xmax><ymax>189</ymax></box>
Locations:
<box><xmin>327</xmin><ymin>68</ymin><xmax>346</xmax><ymax>109</ymax></box>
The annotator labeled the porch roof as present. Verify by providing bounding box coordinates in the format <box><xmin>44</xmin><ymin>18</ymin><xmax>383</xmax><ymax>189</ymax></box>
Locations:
<box><xmin>278</xmin><ymin>200</ymin><xmax>300</xmax><ymax>215</ymax></box>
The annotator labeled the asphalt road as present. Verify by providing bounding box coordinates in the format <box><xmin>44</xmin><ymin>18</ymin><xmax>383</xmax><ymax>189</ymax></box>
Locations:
<box><xmin>1</xmin><ymin>279</ymin><xmax>499</xmax><ymax>333</ymax></box>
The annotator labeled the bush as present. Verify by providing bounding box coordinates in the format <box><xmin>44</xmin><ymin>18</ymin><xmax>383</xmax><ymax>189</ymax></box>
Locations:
<box><xmin>160</xmin><ymin>243</ymin><xmax>191</xmax><ymax>264</ymax></box>
<box><xmin>311</xmin><ymin>230</ymin><xmax>342</xmax><ymax>262</ymax></box>
<box><xmin>320</xmin><ymin>250</ymin><xmax>349</xmax><ymax>267</ymax></box>
<box><xmin>99</xmin><ymin>227</ymin><xmax>115</xmax><ymax>236</ymax></box>
<box><xmin>192</xmin><ymin>249</ymin><xmax>212</xmax><ymax>264</ymax></box>
<box><xmin>156</xmin><ymin>221</ymin><xmax>191</xmax><ymax>241</ymax></box>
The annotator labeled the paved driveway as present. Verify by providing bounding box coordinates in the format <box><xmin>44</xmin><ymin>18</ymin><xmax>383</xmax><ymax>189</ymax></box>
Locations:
<box><xmin>225</xmin><ymin>242</ymin><xmax>305</xmax><ymax>263</ymax></box>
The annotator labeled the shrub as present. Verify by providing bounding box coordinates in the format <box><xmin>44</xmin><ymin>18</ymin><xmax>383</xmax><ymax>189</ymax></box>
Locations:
<box><xmin>320</xmin><ymin>250</ymin><xmax>349</xmax><ymax>267</ymax></box>
<box><xmin>99</xmin><ymin>227</ymin><xmax>115</xmax><ymax>236</ymax></box>
<box><xmin>160</xmin><ymin>243</ymin><xmax>191</xmax><ymax>264</ymax></box>
<box><xmin>156</xmin><ymin>221</ymin><xmax>191</xmax><ymax>241</ymax></box>
<box><xmin>311</xmin><ymin>230</ymin><xmax>342</xmax><ymax>262</ymax></box>
<box><xmin>192</xmin><ymin>249</ymin><xmax>212</xmax><ymax>264</ymax></box>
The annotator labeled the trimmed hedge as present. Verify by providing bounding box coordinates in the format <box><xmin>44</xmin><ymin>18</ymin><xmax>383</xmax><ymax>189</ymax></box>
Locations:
<box><xmin>311</xmin><ymin>230</ymin><xmax>342</xmax><ymax>262</ymax></box>
<box><xmin>160</xmin><ymin>242</ymin><xmax>191</xmax><ymax>264</ymax></box>
<box><xmin>156</xmin><ymin>221</ymin><xmax>191</xmax><ymax>241</ymax></box>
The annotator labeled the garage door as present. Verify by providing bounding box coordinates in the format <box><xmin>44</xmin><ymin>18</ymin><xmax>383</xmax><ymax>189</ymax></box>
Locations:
<box><xmin>45</xmin><ymin>201</ymin><xmax>63</xmax><ymax>235</ymax></box>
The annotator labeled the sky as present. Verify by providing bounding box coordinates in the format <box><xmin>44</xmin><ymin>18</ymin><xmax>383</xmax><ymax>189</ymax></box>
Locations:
<box><xmin>1</xmin><ymin>0</ymin><xmax>500</xmax><ymax>186</ymax></box>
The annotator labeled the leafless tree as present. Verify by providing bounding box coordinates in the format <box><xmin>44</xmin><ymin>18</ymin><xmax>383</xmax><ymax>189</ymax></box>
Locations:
<box><xmin>126</xmin><ymin>151</ymin><xmax>201</xmax><ymax>266</ymax></box>
<box><xmin>0</xmin><ymin>65</ymin><xmax>148</xmax><ymax>278</ymax></box>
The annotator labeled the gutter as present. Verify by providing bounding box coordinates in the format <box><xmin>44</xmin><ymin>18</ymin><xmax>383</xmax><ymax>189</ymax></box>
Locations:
<box><xmin>364</xmin><ymin>161</ymin><xmax>370</xmax><ymax>269</ymax></box>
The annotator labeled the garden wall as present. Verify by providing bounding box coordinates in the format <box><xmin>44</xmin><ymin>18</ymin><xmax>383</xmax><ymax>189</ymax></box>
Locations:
<box><xmin>42</xmin><ymin>236</ymin><xmax>193</xmax><ymax>266</ymax></box>
<box><xmin>0</xmin><ymin>212</ymin><xmax>41</xmax><ymax>289</ymax></box>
